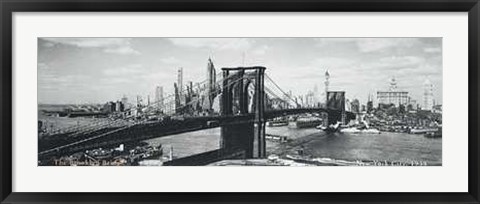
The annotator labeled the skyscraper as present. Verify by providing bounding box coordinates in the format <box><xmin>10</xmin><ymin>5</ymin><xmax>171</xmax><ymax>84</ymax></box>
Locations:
<box><xmin>324</xmin><ymin>70</ymin><xmax>330</xmax><ymax>106</ymax></box>
<box><xmin>177</xmin><ymin>67</ymin><xmax>184</xmax><ymax>105</ymax></box>
<box><xmin>423</xmin><ymin>78</ymin><xmax>434</xmax><ymax>111</ymax></box>
<box><xmin>136</xmin><ymin>95</ymin><xmax>142</xmax><ymax>108</ymax></box>
<box><xmin>367</xmin><ymin>93</ymin><xmax>373</xmax><ymax>113</ymax></box>
<box><xmin>155</xmin><ymin>86</ymin><xmax>164</xmax><ymax>111</ymax></box>
<box><xmin>313</xmin><ymin>84</ymin><xmax>319</xmax><ymax>107</ymax></box>
<box><xmin>174</xmin><ymin>82</ymin><xmax>181</xmax><ymax>114</ymax></box>
<box><xmin>121</xmin><ymin>95</ymin><xmax>128</xmax><ymax>109</ymax></box>
<box><xmin>204</xmin><ymin>57</ymin><xmax>216</xmax><ymax>112</ymax></box>
<box><xmin>305</xmin><ymin>91</ymin><xmax>315</xmax><ymax>107</ymax></box>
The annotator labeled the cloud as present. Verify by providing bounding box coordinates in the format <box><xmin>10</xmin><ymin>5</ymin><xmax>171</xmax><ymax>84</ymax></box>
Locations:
<box><xmin>102</xmin><ymin>64</ymin><xmax>144</xmax><ymax>76</ymax></box>
<box><xmin>251</xmin><ymin>45</ymin><xmax>269</xmax><ymax>55</ymax></box>
<box><xmin>283</xmin><ymin>57</ymin><xmax>358</xmax><ymax>82</ymax></box>
<box><xmin>38</xmin><ymin>62</ymin><xmax>49</xmax><ymax>70</ymax></box>
<box><xmin>38</xmin><ymin>72</ymin><xmax>91</xmax><ymax>94</ymax></box>
<box><xmin>160</xmin><ymin>56</ymin><xmax>182</xmax><ymax>64</ymax></box>
<box><xmin>315</xmin><ymin>38</ymin><xmax>421</xmax><ymax>53</ymax></box>
<box><xmin>169</xmin><ymin>38</ymin><xmax>252</xmax><ymax>51</ymax></box>
<box><xmin>104</xmin><ymin>46</ymin><xmax>140</xmax><ymax>55</ymax></box>
<box><xmin>409</xmin><ymin>64</ymin><xmax>442</xmax><ymax>76</ymax></box>
<box><xmin>424</xmin><ymin>47</ymin><xmax>442</xmax><ymax>53</ymax></box>
<box><xmin>356</xmin><ymin>38</ymin><xmax>419</xmax><ymax>53</ymax></box>
<box><xmin>42</xmin><ymin>38</ymin><xmax>140</xmax><ymax>55</ymax></box>
<box><xmin>311</xmin><ymin>57</ymin><xmax>356</xmax><ymax>69</ymax></box>
<box><xmin>41</xmin><ymin>41</ymin><xmax>55</xmax><ymax>48</ymax></box>
<box><xmin>359</xmin><ymin>56</ymin><xmax>424</xmax><ymax>71</ymax></box>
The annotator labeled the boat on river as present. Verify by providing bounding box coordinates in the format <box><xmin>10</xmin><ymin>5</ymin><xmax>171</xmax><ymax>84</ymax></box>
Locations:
<box><xmin>316</xmin><ymin>121</ymin><xmax>341</xmax><ymax>133</ymax></box>
<box><xmin>267</xmin><ymin>117</ymin><xmax>289</xmax><ymax>127</ymax></box>
<box><xmin>410</xmin><ymin>128</ymin><xmax>439</xmax><ymax>134</ymax></box>
<box><xmin>424</xmin><ymin>127</ymin><xmax>442</xmax><ymax>138</ymax></box>
<box><xmin>339</xmin><ymin>127</ymin><xmax>381</xmax><ymax>134</ymax></box>
<box><xmin>289</xmin><ymin>117</ymin><xmax>322</xmax><ymax>129</ymax></box>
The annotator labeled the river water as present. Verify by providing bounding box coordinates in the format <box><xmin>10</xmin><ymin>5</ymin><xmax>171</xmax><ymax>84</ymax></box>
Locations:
<box><xmin>144</xmin><ymin>126</ymin><xmax>442</xmax><ymax>166</ymax></box>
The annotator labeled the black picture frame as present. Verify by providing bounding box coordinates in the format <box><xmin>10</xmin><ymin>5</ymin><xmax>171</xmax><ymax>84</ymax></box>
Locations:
<box><xmin>1</xmin><ymin>0</ymin><xmax>479</xmax><ymax>203</ymax></box>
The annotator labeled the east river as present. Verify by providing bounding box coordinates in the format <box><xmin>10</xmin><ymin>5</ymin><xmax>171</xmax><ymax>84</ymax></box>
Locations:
<box><xmin>144</xmin><ymin>126</ymin><xmax>442</xmax><ymax>166</ymax></box>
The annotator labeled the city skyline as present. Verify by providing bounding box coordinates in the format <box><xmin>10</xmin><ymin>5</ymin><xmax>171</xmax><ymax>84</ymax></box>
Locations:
<box><xmin>38</xmin><ymin>37</ymin><xmax>442</xmax><ymax>106</ymax></box>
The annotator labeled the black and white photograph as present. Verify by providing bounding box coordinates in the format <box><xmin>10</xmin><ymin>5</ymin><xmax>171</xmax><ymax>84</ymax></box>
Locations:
<box><xmin>37</xmin><ymin>37</ymin><xmax>442</xmax><ymax>166</ymax></box>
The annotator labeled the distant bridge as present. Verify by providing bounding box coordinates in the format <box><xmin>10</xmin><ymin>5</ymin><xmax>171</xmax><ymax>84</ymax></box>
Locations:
<box><xmin>39</xmin><ymin>66</ymin><xmax>354</xmax><ymax>163</ymax></box>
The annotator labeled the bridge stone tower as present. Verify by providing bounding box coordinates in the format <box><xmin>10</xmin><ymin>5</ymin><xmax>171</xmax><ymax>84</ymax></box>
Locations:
<box><xmin>220</xmin><ymin>66</ymin><xmax>266</xmax><ymax>159</ymax></box>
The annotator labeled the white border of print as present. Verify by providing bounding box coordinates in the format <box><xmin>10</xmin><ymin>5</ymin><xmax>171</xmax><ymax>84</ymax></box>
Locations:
<box><xmin>12</xmin><ymin>12</ymin><xmax>468</xmax><ymax>192</ymax></box>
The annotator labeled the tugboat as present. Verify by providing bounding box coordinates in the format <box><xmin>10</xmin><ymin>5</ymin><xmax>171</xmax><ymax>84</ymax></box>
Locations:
<box><xmin>289</xmin><ymin>116</ymin><xmax>322</xmax><ymax>129</ymax></box>
<box><xmin>424</xmin><ymin>127</ymin><xmax>442</xmax><ymax>138</ymax></box>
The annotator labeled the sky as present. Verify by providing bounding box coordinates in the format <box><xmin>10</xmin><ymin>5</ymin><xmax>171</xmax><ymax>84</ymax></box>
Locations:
<box><xmin>38</xmin><ymin>37</ymin><xmax>442</xmax><ymax>106</ymax></box>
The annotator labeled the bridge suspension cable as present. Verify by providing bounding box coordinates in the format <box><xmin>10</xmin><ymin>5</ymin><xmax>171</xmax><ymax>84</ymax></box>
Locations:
<box><xmin>162</xmin><ymin>74</ymin><xmax>248</xmax><ymax>115</ymax></box>
<box><xmin>42</xmin><ymin>72</ymin><xmax>226</xmax><ymax>137</ymax></box>
<box><xmin>264</xmin><ymin>74</ymin><xmax>300</xmax><ymax>108</ymax></box>
<box><xmin>43</xmin><ymin>70</ymin><xmax>301</xmax><ymax>140</ymax></box>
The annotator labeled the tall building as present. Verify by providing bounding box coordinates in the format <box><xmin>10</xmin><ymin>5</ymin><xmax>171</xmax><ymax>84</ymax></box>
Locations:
<box><xmin>121</xmin><ymin>95</ymin><xmax>128</xmax><ymax>109</ymax></box>
<box><xmin>174</xmin><ymin>82</ymin><xmax>181</xmax><ymax>114</ymax></box>
<box><xmin>313</xmin><ymin>84</ymin><xmax>319</xmax><ymax>107</ymax></box>
<box><xmin>177</xmin><ymin>67</ymin><xmax>184</xmax><ymax>105</ymax></box>
<box><xmin>366</xmin><ymin>93</ymin><xmax>373</xmax><ymax>113</ymax></box>
<box><xmin>136</xmin><ymin>95</ymin><xmax>143</xmax><ymax>108</ymax></box>
<box><xmin>324</xmin><ymin>70</ymin><xmax>330</xmax><ymax>106</ymax></box>
<box><xmin>423</xmin><ymin>78</ymin><xmax>434</xmax><ymax>111</ymax></box>
<box><xmin>350</xmin><ymin>99</ymin><xmax>360</xmax><ymax>113</ymax></box>
<box><xmin>155</xmin><ymin>86</ymin><xmax>164</xmax><ymax>111</ymax></box>
<box><xmin>204</xmin><ymin>57</ymin><xmax>216</xmax><ymax>112</ymax></box>
<box><xmin>305</xmin><ymin>91</ymin><xmax>315</xmax><ymax>107</ymax></box>
<box><xmin>283</xmin><ymin>90</ymin><xmax>294</xmax><ymax>108</ymax></box>
<box><xmin>377</xmin><ymin>76</ymin><xmax>409</xmax><ymax>107</ymax></box>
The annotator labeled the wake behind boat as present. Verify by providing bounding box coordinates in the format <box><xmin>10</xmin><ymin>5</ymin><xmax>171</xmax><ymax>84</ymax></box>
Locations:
<box><xmin>317</xmin><ymin>120</ymin><xmax>380</xmax><ymax>134</ymax></box>
<box><xmin>316</xmin><ymin>121</ymin><xmax>341</xmax><ymax>133</ymax></box>
<box><xmin>339</xmin><ymin>127</ymin><xmax>381</xmax><ymax>134</ymax></box>
<box><xmin>340</xmin><ymin>120</ymin><xmax>381</xmax><ymax>134</ymax></box>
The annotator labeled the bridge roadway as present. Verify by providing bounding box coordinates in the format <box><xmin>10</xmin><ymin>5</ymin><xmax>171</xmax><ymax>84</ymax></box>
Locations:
<box><xmin>38</xmin><ymin>108</ymin><xmax>355</xmax><ymax>159</ymax></box>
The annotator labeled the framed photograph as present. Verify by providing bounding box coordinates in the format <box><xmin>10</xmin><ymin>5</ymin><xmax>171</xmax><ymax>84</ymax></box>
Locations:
<box><xmin>1</xmin><ymin>0</ymin><xmax>479</xmax><ymax>203</ymax></box>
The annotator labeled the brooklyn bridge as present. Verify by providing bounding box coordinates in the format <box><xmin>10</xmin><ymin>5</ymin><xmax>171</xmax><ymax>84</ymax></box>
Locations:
<box><xmin>38</xmin><ymin>66</ymin><xmax>355</xmax><ymax>165</ymax></box>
